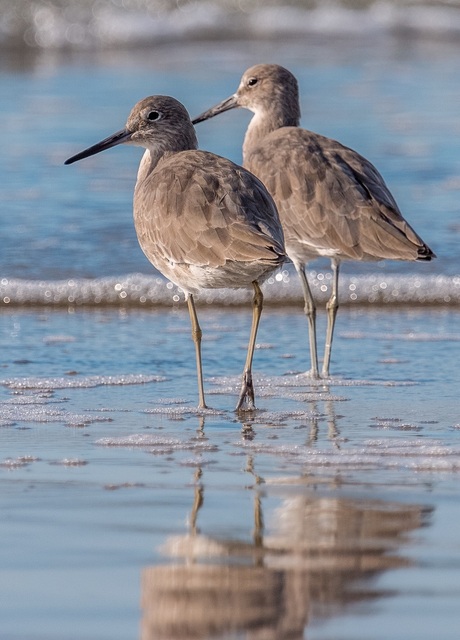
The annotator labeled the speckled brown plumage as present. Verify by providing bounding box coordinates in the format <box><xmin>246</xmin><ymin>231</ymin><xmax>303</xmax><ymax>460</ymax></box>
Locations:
<box><xmin>193</xmin><ymin>64</ymin><xmax>435</xmax><ymax>378</ymax></box>
<box><xmin>65</xmin><ymin>95</ymin><xmax>285</xmax><ymax>410</ymax></box>
<box><xmin>134</xmin><ymin>150</ymin><xmax>284</xmax><ymax>293</ymax></box>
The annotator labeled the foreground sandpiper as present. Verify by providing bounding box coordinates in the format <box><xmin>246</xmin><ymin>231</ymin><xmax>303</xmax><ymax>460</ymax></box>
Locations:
<box><xmin>66</xmin><ymin>95</ymin><xmax>285</xmax><ymax>410</ymax></box>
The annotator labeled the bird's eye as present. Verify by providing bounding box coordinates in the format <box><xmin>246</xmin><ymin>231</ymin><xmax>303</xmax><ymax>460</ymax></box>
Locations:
<box><xmin>247</xmin><ymin>77</ymin><xmax>258</xmax><ymax>87</ymax></box>
<box><xmin>147</xmin><ymin>110</ymin><xmax>161</xmax><ymax>121</ymax></box>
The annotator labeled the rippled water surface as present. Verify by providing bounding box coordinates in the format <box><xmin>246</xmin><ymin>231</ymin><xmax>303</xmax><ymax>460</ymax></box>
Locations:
<box><xmin>1</xmin><ymin>304</ymin><xmax>460</xmax><ymax>639</ymax></box>
<box><xmin>1</xmin><ymin>7</ymin><xmax>460</xmax><ymax>639</ymax></box>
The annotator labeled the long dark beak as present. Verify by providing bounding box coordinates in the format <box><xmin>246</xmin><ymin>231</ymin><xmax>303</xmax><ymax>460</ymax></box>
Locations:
<box><xmin>192</xmin><ymin>94</ymin><xmax>239</xmax><ymax>125</ymax></box>
<box><xmin>64</xmin><ymin>128</ymin><xmax>132</xmax><ymax>165</ymax></box>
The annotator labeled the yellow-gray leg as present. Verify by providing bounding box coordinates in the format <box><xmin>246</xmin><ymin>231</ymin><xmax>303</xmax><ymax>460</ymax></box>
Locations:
<box><xmin>186</xmin><ymin>293</ymin><xmax>208</xmax><ymax>409</ymax></box>
<box><xmin>322</xmin><ymin>259</ymin><xmax>340</xmax><ymax>378</ymax></box>
<box><xmin>294</xmin><ymin>261</ymin><xmax>319</xmax><ymax>378</ymax></box>
<box><xmin>236</xmin><ymin>281</ymin><xmax>263</xmax><ymax>411</ymax></box>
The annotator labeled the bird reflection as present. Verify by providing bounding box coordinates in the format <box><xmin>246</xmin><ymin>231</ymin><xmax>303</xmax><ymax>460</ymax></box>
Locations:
<box><xmin>312</xmin><ymin>391</ymin><xmax>341</xmax><ymax>449</ymax></box>
<box><xmin>141</xmin><ymin>417</ymin><xmax>432</xmax><ymax>640</ymax></box>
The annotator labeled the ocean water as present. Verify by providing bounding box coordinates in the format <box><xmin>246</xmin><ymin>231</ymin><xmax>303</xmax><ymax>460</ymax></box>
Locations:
<box><xmin>1</xmin><ymin>305</ymin><xmax>459</xmax><ymax>640</ymax></box>
<box><xmin>1</xmin><ymin>2</ymin><xmax>460</xmax><ymax>639</ymax></box>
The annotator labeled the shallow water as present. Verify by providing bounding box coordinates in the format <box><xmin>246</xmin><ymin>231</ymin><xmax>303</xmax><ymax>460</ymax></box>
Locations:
<box><xmin>1</xmin><ymin>34</ymin><xmax>459</xmax><ymax>289</ymax></box>
<box><xmin>1</xmin><ymin>6</ymin><xmax>460</xmax><ymax>639</ymax></box>
<box><xmin>1</xmin><ymin>305</ymin><xmax>460</xmax><ymax>639</ymax></box>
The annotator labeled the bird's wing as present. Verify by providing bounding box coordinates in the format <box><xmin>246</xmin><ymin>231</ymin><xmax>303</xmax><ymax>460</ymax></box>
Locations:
<box><xmin>247</xmin><ymin>129</ymin><xmax>433</xmax><ymax>261</ymax></box>
<box><xmin>134</xmin><ymin>151</ymin><xmax>285</xmax><ymax>269</ymax></box>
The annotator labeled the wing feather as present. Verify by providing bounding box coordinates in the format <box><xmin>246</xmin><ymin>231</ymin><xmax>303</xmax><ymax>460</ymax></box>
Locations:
<box><xmin>246</xmin><ymin>128</ymin><xmax>433</xmax><ymax>262</ymax></box>
<box><xmin>133</xmin><ymin>150</ymin><xmax>285</xmax><ymax>271</ymax></box>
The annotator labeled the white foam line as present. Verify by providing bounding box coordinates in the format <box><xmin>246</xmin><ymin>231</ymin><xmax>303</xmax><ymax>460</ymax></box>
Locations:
<box><xmin>0</xmin><ymin>273</ymin><xmax>459</xmax><ymax>307</ymax></box>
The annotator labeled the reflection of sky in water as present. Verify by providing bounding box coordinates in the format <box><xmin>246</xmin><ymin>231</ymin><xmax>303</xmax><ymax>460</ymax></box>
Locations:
<box><xmin>0</xmin><ymin>302</ymin><xmax>459</xmax><ymax>638</ymax></box>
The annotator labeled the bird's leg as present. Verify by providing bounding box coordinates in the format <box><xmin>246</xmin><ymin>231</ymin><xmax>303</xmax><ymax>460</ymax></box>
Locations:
<box><xmin>236</xmin><ymin>281</ymin><xmax>263</xmax><ymax>412</ymax></box>
<box><xmin>186</xmin><ymin>293</ymin><xmax>208</xmax><ymax>409</ymax></box>
<box><xmin>322</xmin><ymin>259</ymin><xmax>340</xmax><ymax>378</ymax></box>
<box><xmin>294</xmin><ymin>262</ymin><xmax>320</xmax><ymax>378</ymax></box>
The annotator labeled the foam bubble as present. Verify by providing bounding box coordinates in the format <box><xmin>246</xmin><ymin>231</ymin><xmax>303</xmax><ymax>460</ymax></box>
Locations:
<box><xmin>238</xmin><ymin>438</ymin><xmax>460</xmax><ymax>473</ymax></box>
<box><xmin>144</xmin><ymin>406</ymin><xmax>225</xmax><ymax>417</ymax></box>
<box><xmin>1</xmin><ymin>373</ymin><xmax>166</xmax><ymax>390</ymax></box>
<box><xmin>96</xmin><ymin>434</ymin><xmax>181</xmax><ymax>447</ymax></box>
<box><xmin>50</xmin><ymin>458</ymin><xmax>88</xmax><ymax>466</ymax></box>
<box><xmin>95</xmin><ymin>433</ymin><xmax>219</xmax><ymax>454</ymax></box>
<box><xmin>0</xmin><ymin>398</ymin><xmax>114</xmax><ymax>427</ymax></box>
<box><xmin>0</xmin><ymin>456</ymin><xmax>40</xmax><ymax>469</ymax></box>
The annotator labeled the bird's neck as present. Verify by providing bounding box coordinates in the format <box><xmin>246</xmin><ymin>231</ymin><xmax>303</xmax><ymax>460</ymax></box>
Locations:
<box><xmin>243</xmin><ymin>105</ymin><xmax>300</xmax><ymax>162</ymax></box>
<box><xmin>137</xmin><ymin>132</ymin><xmax>198</xmax><ymax>183</ymax></box>
<box><xmin>137</xmin><ymin>149</ymin><xmax>153</xmax><ymax>184</ymax></box>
